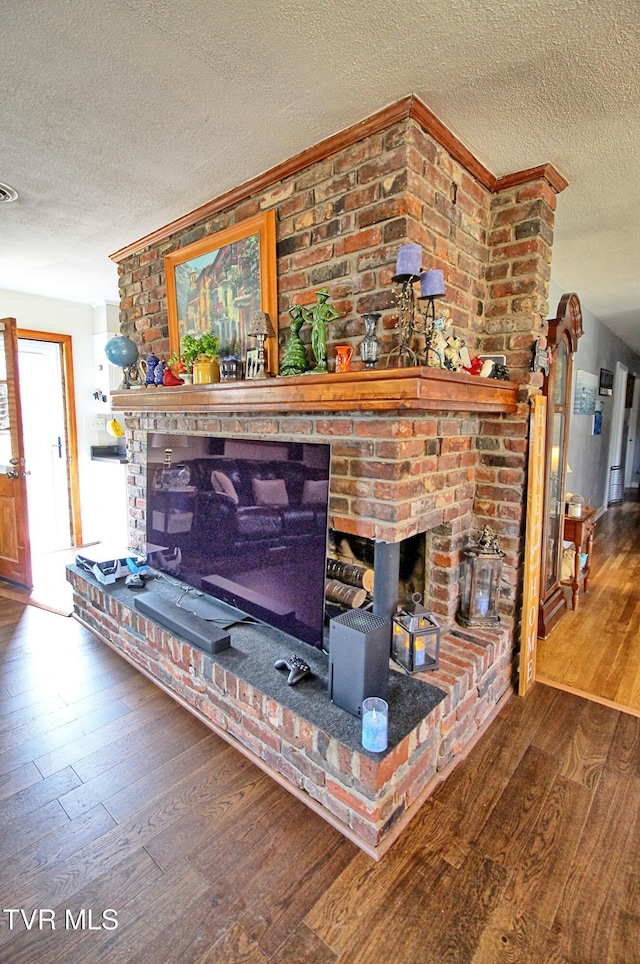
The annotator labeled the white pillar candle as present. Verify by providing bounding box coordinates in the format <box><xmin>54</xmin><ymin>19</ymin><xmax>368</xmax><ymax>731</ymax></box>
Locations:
<box><xmin>361</xmin><ymin>697</ymin><xmax>388</xmax><ymax>752</ymax></box>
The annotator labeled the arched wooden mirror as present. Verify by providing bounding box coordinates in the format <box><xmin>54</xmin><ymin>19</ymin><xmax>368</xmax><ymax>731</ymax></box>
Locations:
<box><xmin>538</xmin><ymin>292</ymin><xmax>583</xmax><ymax>639</ymax></box>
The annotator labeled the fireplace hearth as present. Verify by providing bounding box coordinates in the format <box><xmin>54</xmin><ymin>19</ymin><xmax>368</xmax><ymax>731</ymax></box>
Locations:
<box><xmin>69</xmin><ymin>562</ymin><xmax>511</xmax><ymax>857</ymax></box>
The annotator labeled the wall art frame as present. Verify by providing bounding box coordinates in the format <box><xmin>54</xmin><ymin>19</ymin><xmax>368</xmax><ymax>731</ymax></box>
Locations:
<box><xmin>599</xmin><ymin>368</ymin><xmax>614</xmax><ymax>396</ymax></box>
<box><xmin>574</xmin><ymin>369</ymin><xmax>598</xmax><ymax>415</ymax></box>
<box><xmin>165</xmin><ymin>210</ymin><xmax>278</xmax><ymax>374</ymax></box>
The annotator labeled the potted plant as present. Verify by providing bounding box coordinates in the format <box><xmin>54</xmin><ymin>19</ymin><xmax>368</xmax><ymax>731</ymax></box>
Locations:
<box><xmin>181</xmin><ymin>330</ymin><xmax>221</xmax><ymax>384</ymax></box>
<box><xmin>168</xmin><ymin>352</ymin><xmax>193</xmax><ymax>383</ymax></box>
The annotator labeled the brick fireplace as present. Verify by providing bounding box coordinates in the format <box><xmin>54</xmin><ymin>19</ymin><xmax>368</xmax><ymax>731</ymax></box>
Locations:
<box><xmin>71</xmin><ymin>95</ymin><xmax>567</xmax><ymax>854</ymax></box>
<box><xmin>71</xmin><ymin>371</ymin><xmax>517</xmax><ymax>855</ymax></box>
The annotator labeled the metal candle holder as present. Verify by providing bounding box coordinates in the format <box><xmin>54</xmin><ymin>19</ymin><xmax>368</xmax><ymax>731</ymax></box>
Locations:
<box><xmin>388</xmin><ymin>247</ymin><xmax>447</xmax><ymax>368</ymax></box>
<box><xmin>417</xmin><ymin>269</ymin><xmax>445</xmax><ymax>366</ymax></box>
<box><xmin>388</xmin><ymin>275</ymin><xmax>420</xmax><ymax>367</ymax></box>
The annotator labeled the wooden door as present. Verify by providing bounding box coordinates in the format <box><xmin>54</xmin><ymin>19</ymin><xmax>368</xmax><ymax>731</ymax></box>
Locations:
<box><xmin>0</xmin><ymin>318</ymin><xmax>32</xmax><ymax>587</ymax></box>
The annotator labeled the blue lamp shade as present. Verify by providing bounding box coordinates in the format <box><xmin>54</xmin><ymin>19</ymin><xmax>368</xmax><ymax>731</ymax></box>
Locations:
<box><xmin>105</xmin><ymin>335</ymin><xmax>139</xmax><ymax>368</ymax></box>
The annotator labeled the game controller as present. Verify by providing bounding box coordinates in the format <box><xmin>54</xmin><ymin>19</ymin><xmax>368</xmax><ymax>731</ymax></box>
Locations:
<box><xmin>274</xmin><ymin>655</ymin><xmax>312</xmax><ymax>686</ymax></box>
<box><xmin>125</xmin><ymin>571</ymin><xmax>153</xmax><ymax>589</ymax></box>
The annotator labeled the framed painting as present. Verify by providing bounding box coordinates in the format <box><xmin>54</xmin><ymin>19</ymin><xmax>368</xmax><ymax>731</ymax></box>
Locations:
<box><xmin>599</xmin><ymin>368</ymin><xmax>614</xmax><ymax>396</ymax></box>
<box><xmin>573</xmin><ymin>370</ymin><xmax>598</xmax><ymax>415</ymax></box>
<box><xmin>165</xmin><ymin>210</ymin><xmax>278</xmax><ymax>374</ymax></box>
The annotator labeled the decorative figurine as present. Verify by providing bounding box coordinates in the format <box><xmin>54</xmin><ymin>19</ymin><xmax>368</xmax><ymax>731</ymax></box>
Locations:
<box><xmin>444</xmin><ymin>335</ymin><xmax>466</xmax><ymax>371</ymax></box>
<box><xmin>303</xmin><ymin>288</ymin><xmax>339</xmax><ymax>374</ymax></box>
<box><xmin>219</xmin><ymin>355</ymin><xmax>243</xmax><ymax>380</ymax></box>
<box><xmin>463</xmin><ymin>357</ymin><xmax>484</xmax><ymax>376</ymax></box>
<box><xmin>427</xmin><ymin>309</ymin><xmax>452</xmax><ymax>368</ymax></box>
<box><xmin>478</xmin><ymin>525</ymin><xmax>501</xmax><ymax>554</ymax></box>
<box><xmin>280</xmin><ymin>306</ymin><xmax>310</xmax><ymax>376</ymax></box>
<box><xmin>533</xmin><ymin>338</ymin><xmax>550</xmax><ymax>375</ymax></box>
<box><xmin>162</xmin><ymin>367</ymin><xmax>184</xmax><ymax>386</ymax></box>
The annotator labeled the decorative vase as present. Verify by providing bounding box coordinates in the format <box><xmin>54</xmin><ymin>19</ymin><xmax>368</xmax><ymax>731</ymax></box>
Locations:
<box><xmin>153</xmin><ymin>359</ymin><xmax>166</xmax><ymax>385</ymax></box>
<box><xmin>193</xmin><ymin>357</ymin><xmax>220</xmax><ymax>384</ymax></box>
<box><xmin>334</xmin><ymin>344</ymin><xmax>354</xmax><ymax>373</ymax></box>
<box><xmin>181</xmin><ymin>372</ymin><xmax>193</xmax><ymax>385</ymax></box>
<box><xmin>360</xmin><ymin>313</ymin><xmax>381</xmax><ymax>368</ymax></box>
<box><xmin>145</xmin><ymin>351</ymin><xmax>159</xmax><ymax>385</ymax></box>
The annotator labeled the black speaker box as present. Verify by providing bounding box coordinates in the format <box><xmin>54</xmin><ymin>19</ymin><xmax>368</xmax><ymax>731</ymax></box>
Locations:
<box><xmin>328</xmin><ymin>609</ymin><xmax>390</xmax><ymax>717</ymax></box>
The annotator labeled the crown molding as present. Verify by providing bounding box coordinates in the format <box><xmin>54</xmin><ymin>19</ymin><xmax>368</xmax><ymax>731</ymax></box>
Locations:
<box><xmin>110</xmin><ymin>95</ymin><xmax>568</xmax><ymax>264</ymax></box>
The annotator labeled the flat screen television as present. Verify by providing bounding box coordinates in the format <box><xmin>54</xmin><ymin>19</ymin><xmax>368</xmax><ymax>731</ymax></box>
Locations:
<box><xmin>144</xmin><ymin>432</ymin><xmax>331</xmax><ymax>648</ymax></box>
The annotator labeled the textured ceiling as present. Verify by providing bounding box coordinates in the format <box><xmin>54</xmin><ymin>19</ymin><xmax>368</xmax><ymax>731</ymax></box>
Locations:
<box><xmin>1</xmin><ymin>0</ymin><xmax>639</xmax><ymax>350</ymax></box>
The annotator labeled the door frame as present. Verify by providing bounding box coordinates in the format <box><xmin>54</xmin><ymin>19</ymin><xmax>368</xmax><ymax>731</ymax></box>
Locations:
<box><xmin>607</xmin><ymin>361</ymin><xmax>628</xmax><ymax>506</ymax></box>
<box><xmin>0</xmin><ymin>318</ymin><xmax>32</xmax><ymax>587</ymax></box>
<box><xmin>17</xmin><ymin>329</ymin><xmax>83</xmax><ymax>546</ymax></box>
<box><xmin>624</xmin><ymin>375</ymin><xmax>639</xmax><ymax>489</ymax></box>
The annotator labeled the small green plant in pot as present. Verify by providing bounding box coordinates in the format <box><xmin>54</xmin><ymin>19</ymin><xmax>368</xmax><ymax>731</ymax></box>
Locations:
<box><xmin>181</xmin><ymin>330</ymin><xmax>221</xmax><ymax>384</ymax></box>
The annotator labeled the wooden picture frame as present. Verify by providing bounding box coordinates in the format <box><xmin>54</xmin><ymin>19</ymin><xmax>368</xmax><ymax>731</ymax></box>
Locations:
<box><xmin>165</xmin><ymin>210</ymin><xmax>278</xmax><ymax>374</ymax></box>
<box><xmin>599</xmin><ymin>368</ymin><xmax>614</xmax><ymax>396</ymax></box>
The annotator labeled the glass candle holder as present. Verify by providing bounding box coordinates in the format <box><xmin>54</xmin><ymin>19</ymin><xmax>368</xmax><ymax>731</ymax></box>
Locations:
<box><xmin>361</xmin><ymin>697</ymin><xmax>388</xmax><ymax>752</ymax></box>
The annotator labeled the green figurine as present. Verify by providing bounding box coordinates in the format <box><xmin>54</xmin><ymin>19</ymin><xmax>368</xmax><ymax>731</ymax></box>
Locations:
<box><xmin>280</xmin><ymin>305</ymin><xmax>310</xmax><ymax>376</ymax></box>
<box><xmin>303</xmin><ymin>288</ymin><xmax>339</xmax><ymax>374</ymax></box>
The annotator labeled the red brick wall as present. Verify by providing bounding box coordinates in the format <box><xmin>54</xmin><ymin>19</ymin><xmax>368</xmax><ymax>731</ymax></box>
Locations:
<box><xmin>125</xmin><ymin>409</ymin><xmax>479</xmax><ymax>621</ymax></box>
<box><xmin>116</xmin><ymin>111</ymin><xmax>558</xmax><ymax>637</ymax></box>
<box><xmin>117</xmin><ymin>117</ymin><xmax>491</xmax><ymax>367</ymax></box>
<box><xmin>474</xmin><ymin>177</ymin><xmax>556</xmax><ymax>621</ymax></box>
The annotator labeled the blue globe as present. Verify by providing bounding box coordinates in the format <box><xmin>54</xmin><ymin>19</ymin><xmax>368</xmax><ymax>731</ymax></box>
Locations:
<box><xmin>105</xmin><ymin>335</ymin><xmax>139</xmax><ymax>368</ymax></box>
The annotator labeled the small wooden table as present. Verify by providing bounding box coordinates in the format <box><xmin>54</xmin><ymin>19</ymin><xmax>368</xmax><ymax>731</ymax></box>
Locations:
<box><xmin>562</xmin><ymin>507</ymin><xmax>597</xmax><ymax>611</ymax></box>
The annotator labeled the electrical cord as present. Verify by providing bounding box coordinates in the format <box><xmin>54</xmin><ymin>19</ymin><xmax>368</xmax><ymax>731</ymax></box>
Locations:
<box><xmin>173</xmin><ymin>585</ymin><xmax>254</xmax><ymax>625</ymax></box>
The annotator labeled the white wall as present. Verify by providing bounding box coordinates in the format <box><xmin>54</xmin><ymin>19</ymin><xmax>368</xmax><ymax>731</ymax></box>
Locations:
<box><xmin>0</xmin><ymin>289</ymin><xmax>128</xmax><ymax>547</ymax></box>
<box><xmin>549</xmin><ymin>282</ymin><xmax>640</xmax><ymax>512</ymax></box>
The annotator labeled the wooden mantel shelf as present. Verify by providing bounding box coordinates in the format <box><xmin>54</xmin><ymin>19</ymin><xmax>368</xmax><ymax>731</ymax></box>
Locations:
<box><xmin>111</xmin><ymin>366</ymin><xmax>519</xmax><ymax>415</ymax></box>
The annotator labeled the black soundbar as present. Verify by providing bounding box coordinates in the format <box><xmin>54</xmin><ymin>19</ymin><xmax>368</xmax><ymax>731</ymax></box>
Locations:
<box><xmin>134</xmin><ymin>591</ymin><xmax>231</xmax><ymax>654</ymax></box>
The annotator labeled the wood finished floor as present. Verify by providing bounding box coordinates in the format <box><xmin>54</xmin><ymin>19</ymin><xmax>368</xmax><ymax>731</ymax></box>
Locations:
<box><xmin>537</xmin><ymin>498</ymin><xmax>640</xmax><ymax>714</ymax></box>
<box><xmin>1</xmin><ymin>599</ymin><xmax>639</xmax><ymax>961</ymax></box>
<box><xmin>0</xmin><ymin>546</ymin><xmax>75</xmax><ymax>617</ymax></box>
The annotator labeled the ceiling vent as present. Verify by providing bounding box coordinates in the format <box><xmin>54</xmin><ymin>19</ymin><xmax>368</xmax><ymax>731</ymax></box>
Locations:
<box><xmin>0</xmin><ymin>183</ymin><xmax>18</xmax><ymax>203</ymax></box>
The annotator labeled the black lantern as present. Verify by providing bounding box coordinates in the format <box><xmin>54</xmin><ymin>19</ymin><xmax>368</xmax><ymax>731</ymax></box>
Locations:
<box><xmin>457</xmin><ymin>526</ymin><xmax>504</xmax><ymax>627</ymax></box>
<box><xmin>391</xmin><ymin>593</ymin><xmax>440</xmax><ymax>674</ymax></box>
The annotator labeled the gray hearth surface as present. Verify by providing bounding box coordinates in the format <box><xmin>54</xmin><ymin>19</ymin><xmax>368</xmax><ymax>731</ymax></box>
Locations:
<box><xmin>70</xmin><ymin>566</ymin><xmax>447</xmax><ymax>758</ymax></box>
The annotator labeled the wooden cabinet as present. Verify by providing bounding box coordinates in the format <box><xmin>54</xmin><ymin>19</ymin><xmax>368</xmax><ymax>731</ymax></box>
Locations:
<box><xmin>561</xmin><ymin>507</ymin><xmax>596</xmax><ymax>611</ymax></box>
<box><xmin>538</xmin><ymin>293</ymin><xmax>584</xmax><ymax>639</ymax></box>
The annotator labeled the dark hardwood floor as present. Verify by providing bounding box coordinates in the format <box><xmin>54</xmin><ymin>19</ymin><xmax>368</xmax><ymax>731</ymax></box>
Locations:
<box><xmin>1</xmin><ymin>598</ymin><xmax>638</xmax><ymax>962</ymax></box>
